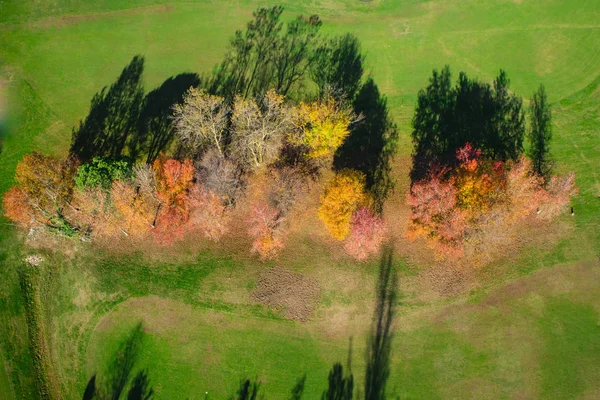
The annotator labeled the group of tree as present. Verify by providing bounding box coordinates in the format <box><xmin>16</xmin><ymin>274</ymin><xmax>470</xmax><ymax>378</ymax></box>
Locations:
<box><xmin>1</xmin><ymin>7</ymin><xmax>576</xmax><ymax>266</ymax></box>
<box><xmin>2</xmin><ymin>6</ymin><xmax>397</xmax><ymax>262</ymax></box>
<box><xmin>407</xmin><ymin>72</ymin><xmax>575</xmax><ymax>262</ymax></box>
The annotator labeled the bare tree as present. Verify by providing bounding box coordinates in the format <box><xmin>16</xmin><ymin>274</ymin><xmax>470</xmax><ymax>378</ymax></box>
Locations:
<box><xmin>230</xmin><ymin>90</ymin><xmax>294</xmax><ymax>171</ymax></box>
<box><xmin>172</xmin><ymin>88</ymin><xmax>229</xmax><ymax>156</ymax></box>
<box><xmin>196</xmin><ymin>149</ymin><xmax>243</xmax><ymax>205</ymax></box>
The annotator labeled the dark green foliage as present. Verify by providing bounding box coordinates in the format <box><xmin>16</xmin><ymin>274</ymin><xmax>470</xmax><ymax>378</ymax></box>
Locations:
<box><xmin>528</xmin><ymin>84</ymin><xmax>553</xmax><ymax>179</ymax></box>
<box><xmin>74</xmin><ymin>157</ymin><xmax>132</xmax><ymax>190</ymax></box>
<box><xmin>312</xmin><ymin>34</ymin><xmax>364</xmax><ymax>101</ymax></box>
<box><xmin>322</xmin><ymin>363</ymin><xmax>353</xmax><ymax>400</ymax></box>
<box><xmin>411</xmin><ymin>66</ymin><xmax>525</xmax><ymax>182</ymax></box>
<box><xmin>365</xmin><ymin>247</ymin><xmax>397</xmax><ymax>400</ymax></box>
<box><xmin>208</xmin><ymin>6</ymin><xmax>322</xmax><ymax>101</ymax></box>
<box><xmin>334</xmin><ymin>78</ymin><xmax>398</xmax><ymax>212</ymax></box>
<box><xmin>70</xmin><ymin>56</ymin><xmax>145</xmax><ymax>163</ymax></box>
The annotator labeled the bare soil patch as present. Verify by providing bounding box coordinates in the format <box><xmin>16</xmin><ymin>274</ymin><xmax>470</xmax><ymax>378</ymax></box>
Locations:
<box><xmin>251</xmin><ymin>267</ymin><xmax>321</xmax><ymax>322</ymax></box>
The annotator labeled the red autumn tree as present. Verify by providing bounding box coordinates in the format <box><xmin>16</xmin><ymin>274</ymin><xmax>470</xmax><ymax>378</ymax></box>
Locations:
<box><xmin>247</xmin><ymin>204</ymin><xmax>284</xmax><ymax>260</ymax></box>
<box><xmin>152</xmin><ymin>157</ymin><xmax>194</xmax><ymax>244</ymax></box>
<box><xmin>344</xmin><ymin>207</ymin><xmax>387</xmax><ymax>261</ymax></box>
<box><xmin>406</xmin><ymin>170</ymin><xmax>466</xmax><ymax>256</ymax></box>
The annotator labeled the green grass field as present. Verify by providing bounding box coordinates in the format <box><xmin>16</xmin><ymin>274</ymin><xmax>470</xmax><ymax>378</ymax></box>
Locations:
<box><xmin>1</xmin><ymin>1</ymin><xmax>599</xmax><ymax>398</ymax></box>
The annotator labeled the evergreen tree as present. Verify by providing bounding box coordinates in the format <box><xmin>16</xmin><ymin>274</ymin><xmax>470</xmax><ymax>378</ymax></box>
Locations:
<box><xmin>528</xmin><ymin>84</ymin><xmax>553</xmax><ymax>179</ymax></box>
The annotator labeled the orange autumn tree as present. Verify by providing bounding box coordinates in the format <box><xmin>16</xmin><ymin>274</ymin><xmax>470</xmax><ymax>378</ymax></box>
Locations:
<box><xmin>4</xmin><ymin>152</ymin><xmax>79</xmax><ymax>234</ymax></box>
<box><xmin>247</xmin><ymin>204</ymin><xmax>284</xmax><ymax>260</ymax></box>
<box><xmin>2</xmin><ymin>186</ymin><xmax>35</xmax><ymax>227</ymax></box>
<box><xmin>318</xmin><ymin>169</ymin><xmax>369</xmax><ymax>240</ymax></box>
<box><xmin>111</xmin><ymin>180</ymin><xmax>156</xmax><ymax>237</ymax></box>
<box><xmin>454</xmin><ymin>143</ymin><xmax>504</xmax><ymax>216</ymax></box>
<box><xmin>152</xmin><ymin>157</ymin><xmax>194</xmax><ymax>244</ymax></box>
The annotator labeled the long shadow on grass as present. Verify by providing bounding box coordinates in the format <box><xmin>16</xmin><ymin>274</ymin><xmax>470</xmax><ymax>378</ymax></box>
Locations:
<box><xmin>364</xmin><ymin>245</ymin><xmax>397</xmax><ymax>400</ymax></box>
<box><xmin>132</xmin><ymin>73</ymin><xmax>200</xmax><ymax>163</ymax></box>
<box><xmin>70</xmin><ymin>55</ymin><xmax>199</xmax><ymax>164</ymax></box>
<box><xmin>82</xmin><ymin>321</ymin><xmax>153</xmax><ymax>400</ymax></box>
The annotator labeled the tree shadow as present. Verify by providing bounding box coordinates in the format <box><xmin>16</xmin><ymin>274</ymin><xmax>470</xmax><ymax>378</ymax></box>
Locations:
<box><xmin>311</xmin><ymin>33</ymin><xmax>364</xmax><ymax>101</ymax></box>
<box><xmin>133</xmin><ymin>73</ymin><xmax>200</xmax><ymax>163</ymax></box>
<box><xmin>289</xmin><ymin>374</ymin><xmax>306</xmax><ymax>400</ymax></box>
<box><xmin>82</xmin><ymin>374</ymin><xmax>97</xmax><ymax>400</ymax></box>
<box><xmin>70</xmin><ymin>55</ymin><xmax>200</xmax><ymax>164</ymax></box>
<box><xmin>322</xmin><ymin>363</ymin><xmax>353</xmax><ymax>400</ymax></box>
<box><xmin>127</xmin><ymin>369</ymin><xmax>154</xmax><ymax>400</ymax></box>
<box><xmin>70</xmin><ymin>56</ymin><xmax>145</xmax><ymax>163</ymax></box>
<box><xmin>82</xmin><ymin>321</ymin><xmax>152</xmax><ymax>400</ymax></box>
<box><xmin>231</xmin><ymin>378</ymin><xmax>263</xmax><ymax>400</ymax></box>
<box><xmin>334</xmin><ymin>79</ymin><xmax>398</xmax><ymax>212</ymax></box>
<box><xmin>364</xmin><ymin>245</ymin><xmax>397</xmax><ymax>400</ymax></box>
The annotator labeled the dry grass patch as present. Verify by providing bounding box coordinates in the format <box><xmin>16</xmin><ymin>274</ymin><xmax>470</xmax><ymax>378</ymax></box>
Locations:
<box><xmin>251</xmin><ymin>267</ymin><xmax>321</xmax><ymax>322</ymax></box>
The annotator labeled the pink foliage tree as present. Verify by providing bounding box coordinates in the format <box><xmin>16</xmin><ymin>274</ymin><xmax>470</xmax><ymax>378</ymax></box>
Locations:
<box><xmin>344</xmin><ymin>207</ymin><xmax>387</xmax><ymax>261</ymax></box>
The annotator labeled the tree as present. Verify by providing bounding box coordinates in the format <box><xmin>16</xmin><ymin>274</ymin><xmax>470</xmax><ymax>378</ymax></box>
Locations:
<box><xmin>69</xmin><ymin>186</ymin><xmax>120</xmax><ymax>239</ymax></box>
<box><xmin>75</xmin><ymin>157</ymin><xmax>132</xmax><ymax>190</ymax></box>
<box><xmin>111</xmin><ymin>180</ymin><xmax>156</xmax><ymax>237</ymax></box>
<box><xmin>344</xmin><ymin>207</ymin><xmax>387</xmax><ymax>261</ymax></box>
<box><xmin>247</xmin><ymin>204</ymin><xmax>284</xmax><ymax>259</ymax></box>
<box><xmin>188</xmin><ymin>183</ymin><xmax>229</xmax><ymax>242</ymax></box>
<box><xmin>152</xmin><ymin>157</ymin><xmax>194</xmax><ymax>207</ymax></box>
<box><xmin>151</xmin><ymin>157</ymin><xmax>194</xmax><ymax>244</ymax></box>
<box><xmin>14</xmin><ymin>152</ymin><xmax>78</xmax><ymax>234</ymax></box>
<box><xmin>318</xmin><ymin>169</ymin><xmax>369</xmax><ymax>240</ymax></box>
<box><xmin>230</xmin><ymin>90</ymin><xmax>293</xmax><ymax>170</ymax></box>
<box><xmin>273</xmin><ymin>14</ymin><xmax>322</xmax><ymax>96</ymax></box>
<box><xmin>411</xmin><ymin>66</ymin><xmax>525</xmax><ymax>183</ymax></box>
<box><xmin>209</xmin><ymin>7</ymin><xmax>322</xmax><ymax>101</ymax></box>
<box><xmin>528</xmin><ymin>84</ymin><xmax>553</xmax><ymax>179</ymax></box>
<box><xmin>196</xmin><ymin>149</ymin><xmax>243</xmax><ymax>205</ymax></box>
<box><xmin>172</xmin><ymin>88</ymin><xmax>229</xmax><ymax>157</ymax></box>
<box><xmin>294</xmin><ymin>97</ymin><xmax>353</xmax><ymax>159</ymax></box>
<box><xmin>15</xmin><ymin>152</ymin><xmax>78</xmax><ymax>214</ymax></box>
<box><xmin>2</xmin><ymin>186</ymin><xmax>35</xmax><ymax>227</ymax></box>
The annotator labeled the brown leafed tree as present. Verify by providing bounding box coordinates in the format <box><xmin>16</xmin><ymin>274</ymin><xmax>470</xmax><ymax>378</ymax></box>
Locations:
<box><xmin>187</xmin><ymin>183</ymin><xmax>229</xmax><ymax>242</ymax></box>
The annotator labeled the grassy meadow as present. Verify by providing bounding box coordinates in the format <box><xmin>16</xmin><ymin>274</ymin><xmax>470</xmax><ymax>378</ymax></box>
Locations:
<box><xmin>0</xmin><ymin>0</ymin><xmax>599</xmax><ymax>398</ymax></box>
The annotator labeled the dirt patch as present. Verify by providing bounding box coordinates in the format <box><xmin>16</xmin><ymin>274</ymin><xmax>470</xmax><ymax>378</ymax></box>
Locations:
<box><xmin>251</xmin><ymin>267</ymin><xmax>321</xmax><ymax>322</ymax></box>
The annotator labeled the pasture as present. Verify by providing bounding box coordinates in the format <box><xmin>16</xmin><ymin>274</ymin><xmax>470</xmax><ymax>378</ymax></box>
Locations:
<box><xmin>0</xmin><ymin>0</ymin><xmax>599</xmax><ymax>398</ymax></box>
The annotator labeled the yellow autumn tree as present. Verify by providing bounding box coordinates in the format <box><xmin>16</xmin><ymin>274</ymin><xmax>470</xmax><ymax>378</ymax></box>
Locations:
<box><xmin>318</xmin><ymin>169</ymin><xmax>369</xmax><ymax>240</ymax></box>
<box><xmin>294</xmin><ymin>97</ymin><xmax>353</xmax><ymax>159</ymax></box>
